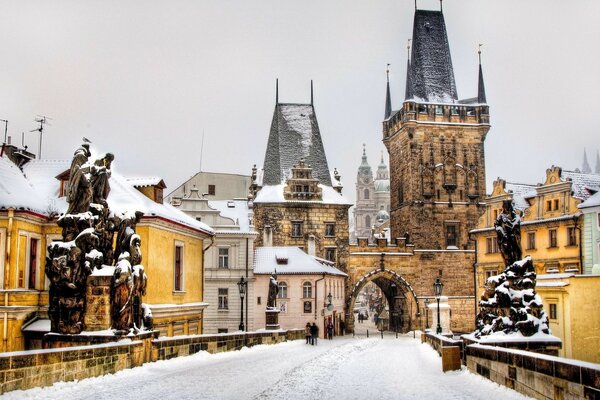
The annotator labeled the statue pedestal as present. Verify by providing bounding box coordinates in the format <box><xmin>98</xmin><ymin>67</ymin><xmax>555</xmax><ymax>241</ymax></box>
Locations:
<box><xmin>265</xmin><ymin>308</ymin><xmax>280</xmax><ymax>330</ymax></box>
<box><xmin>84</xmin><ymin>267</ymin><xmax>115</xmax><ymax>331</ymax></box>
<box><xmin>462</xmin><ymin>333</ymin><xmax>562</xmax><ymax>357</ymax></box>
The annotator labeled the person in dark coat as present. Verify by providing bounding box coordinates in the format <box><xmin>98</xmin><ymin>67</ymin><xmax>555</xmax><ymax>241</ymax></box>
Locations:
<box><xmin>326</xmin><ymin>320</ymin><xmax>334</xmax><ymax>340</ymax></box>
<box><xmin>310</xmin><ymin>322</ymin><xmax>319</xmax><ymax>345</ymax></box>
<box><xmin>339</xmin><ymin>319</ymin><xmax>346</xmax><ymax>336</ymax></box>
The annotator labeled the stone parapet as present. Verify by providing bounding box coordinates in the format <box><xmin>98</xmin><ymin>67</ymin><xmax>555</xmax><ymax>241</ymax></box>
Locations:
<box><xmin>466</xmin><ymin>344</ymin><xmax>600</xmax><ymax>400</ymax></box>
<box><xmin>0</xmin><ymin>329</ymin><xmax>304</xmax><ymax>395</ymax></box>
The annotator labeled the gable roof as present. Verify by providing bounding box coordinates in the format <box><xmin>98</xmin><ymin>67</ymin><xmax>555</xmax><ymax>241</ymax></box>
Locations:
<box><xmin>262</xmin><ymin>103</ymin><xmax>332</xmax><ymax>186</ymax></box>
<box><xmin>560</xmin><ymin>170</ymin><xmax>600</xmax><ymax>200</ymax></box>
<box><xmin>254</xmin><ymin>246</ymin><xmax>347</xmax><ymax>276</ymax></box>
<box><xmin>0</xmin><ymin>155</ymin><xmax>49</xmax><ymax>214</ymax></box>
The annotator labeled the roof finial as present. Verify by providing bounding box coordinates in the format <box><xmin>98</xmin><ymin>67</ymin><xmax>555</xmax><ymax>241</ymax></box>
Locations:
<box><xmin>386</xmin><ymin>63</ymin><xmax>390</xmax><ymax>83</ymax></box>
<box><xmin>478</xmin><ymin>43</ymin><xmax>483</xmax><ymax>65</ymax></box>
<box><xmin>440</xmin><ymin>0</ymin><xmax>443</xmax><ymax>12</ymax></box>
<box><xmin>380</xmin><ymin>150</ymin><xmax>384</xmax><ymax>164</ymax></box>
<box><xmin>415</xmin><ymin>0</ymin><xmax>417</xmax><ymax>10</ymax></box>
<box><xmin>407</xmin><ymin>39</ymin><xmax>411</xmax><ymax>61</ymax></box>
<box><xmin>310</xmin><ymin>80</ymin><xmax>314</xmax><ymax>106</ymax></box>
<box><xmin>362</xmin><ymin>143</ymin><xmax>366</xmax><ymax>156</ymax></box>
<box><xmin>276</xmin><ymin>78</ymin><xmax>279</xmax><ymax>104</ymax></box>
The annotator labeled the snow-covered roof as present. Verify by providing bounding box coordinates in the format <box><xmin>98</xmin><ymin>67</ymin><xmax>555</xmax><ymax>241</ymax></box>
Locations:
<box><xmin>4</xmin><ymin>155</ymin><xmax>213</xmax><ymax>235</ymax></box>
<box><xmin>208</xmin><ymin>199</ymin><xmax>254</xmax><ymax>233</ymax></box>
<box><xmin>504</xmin><ymin>182</ymin><xmax>537</xmax><ymax>210</ymax></box>
<box><xmin>262</xmin><ymin>103</ymin><xmax>332</xmax><ymax>186</ymax></box>
<box><xmin>560</xmin><ymin>170</ymin><xmax>600</xmax><ymax>200</ymax></box>
<box><xmin>0</xmin><ymin>155</ymin><xmax>50</xmax><ymax>214</ymax></box>
<box><xmin>253</xmin><ymin>184</ymin><xmax>352</xmax><ymax>206</ymax></box>
<box><xmin>126</xmin><ymin>177</ymin><xmax>166</xmax><ymax>188</ymax></box>
<box><xmin>578</xmin><ymin>189</ymin><xmax>600</xmax><ymax>209</ymax></box>
<box><xmin>254</xmin><ymin>247</ymin><xmax>347</xmax><ymax>276</ymax></box>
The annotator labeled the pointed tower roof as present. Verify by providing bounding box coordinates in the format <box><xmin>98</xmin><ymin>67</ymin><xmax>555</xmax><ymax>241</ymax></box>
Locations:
<box><xmin>582</xmin><ymin>149</ymin><xmax>592</xmax><ymax>174</ymax></box>
<box><xmin>477</xmin><ymin>46</ymin><xmax>487</xmax><ymax>104</ymax></box>
<box><xmin>385</xmin><ymin>66</ymin><xmax>392</xmax><ymax>119</ymax></box>
<box><xmin>358</xmin><ymin>144</ymin><xmax>372</xmax><ymax>177</ymax></box>
<box><xmin>410</xmin><ymin>9</ymin><xmax>458</xmax><ymax>103</ymax></box>
<box><xmin>262</xmin><ymin>83</ymin><xmax>332</xmax><ymax>186</ymax></box>
<box><xmin>404</xmin><ymin>39</ymin><xmax>413</xmax><ymax>100</ymax></box>
<box><xmin>376</xmin><ymin>151</ymin><xmax>389</xmax><ymax>181</ymax></box>
<box><xmin>595</xmin><ymin>150</ymin><xmax>600</xmax><ymax>174</ymax></box>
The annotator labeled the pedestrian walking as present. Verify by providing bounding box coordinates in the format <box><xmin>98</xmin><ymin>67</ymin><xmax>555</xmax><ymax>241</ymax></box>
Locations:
<box><xmin>326</xmin><ymin>320</ymin><xmax>333</xmax><ymax>340</ymax></box>
<box><xmin>305</xmin><ymin>322</ymin><xmax>311</xmax><ymax>344</ymax></box>
<box><xmin>339</xmin><ymin>319</ymin><xmax>346</xmax><ymax>336</ymax></box>
<box><xmin>310</xmin><ymin>322</ymin><xmax>318</xmax><ymax>345</ymax></box>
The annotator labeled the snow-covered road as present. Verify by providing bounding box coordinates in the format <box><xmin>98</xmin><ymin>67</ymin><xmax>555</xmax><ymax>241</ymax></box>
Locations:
<box><xmin>3</xmin><ymin>335</ymin><xmax>531</xmax><ymax>400</ymax></box>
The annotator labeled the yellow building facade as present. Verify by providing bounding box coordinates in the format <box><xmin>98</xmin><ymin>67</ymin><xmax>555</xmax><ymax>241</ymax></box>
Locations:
<box><xmin>0</xmin><ymin>152</ymin><xmax>213</xmax><ymax>351</ymax></box>
<box><xmin>472</xmin><ymin>166</ymin><xmax>600</xmax><ymax>361</ymax></box>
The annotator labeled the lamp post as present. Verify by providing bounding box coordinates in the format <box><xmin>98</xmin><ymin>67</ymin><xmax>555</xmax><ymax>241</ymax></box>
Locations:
<box><xmin>433</xmin><ymin>277</ymin><xmax>443</xmax><ymax>334</ymax></box>
<box><xmin>424</xmin><ymin>298</ymin><xmax>430</xmax><ymax>330</ymax></box>
<box><xmin>237</xmin><ymin>276</ymin><xmax>247</xmax><ymax>331</ymax></box>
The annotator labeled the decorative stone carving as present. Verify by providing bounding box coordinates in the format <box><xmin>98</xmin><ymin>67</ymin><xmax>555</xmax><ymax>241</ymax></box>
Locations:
<box><xmin>45</xmin><ymin>143</ymin><xmax>150</xmax><ymax>335</ymax></box>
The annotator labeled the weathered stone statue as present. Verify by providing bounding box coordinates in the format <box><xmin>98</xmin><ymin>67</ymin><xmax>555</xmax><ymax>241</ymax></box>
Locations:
<box><xmin>495</xmin><ymin>199</ymin><xmax>522</xmax><ymax>265</ymax></box>
<box><xmin>474</xmin><ymin>200</ymin><xmax>549</xmax><ymax>338</ymax></box>
<box><xmin>267</xmin><ymin>271</ymin><xmax>279</xmax><ymax>309</ymax></box>
<box><xmin>46</xmin><ymin>144</ymin><xmax>150</xmax><ymax>336</ymax></box>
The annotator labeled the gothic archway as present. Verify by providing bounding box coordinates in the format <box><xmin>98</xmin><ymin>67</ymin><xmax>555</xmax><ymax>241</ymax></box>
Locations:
<box><xmin>346</xmin><ymin>269</ymin><xmax>420</xmax><ymax>334</ymax></box>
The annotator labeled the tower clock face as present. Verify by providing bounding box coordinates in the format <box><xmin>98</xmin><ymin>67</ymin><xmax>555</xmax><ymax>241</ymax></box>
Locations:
<box><xmin>362</xmin><ymin>177</ymin><xmax>370</xmax><ymax>184</ymax></box>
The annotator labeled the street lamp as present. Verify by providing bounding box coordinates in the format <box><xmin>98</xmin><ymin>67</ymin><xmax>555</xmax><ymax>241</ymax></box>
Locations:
<box><xmin>326</xmin><ymin>292</ymin><xmax>333</xmax><ymax>311</ymax></box>
<box><xmin>237</xmin><ymin>276</ymin><xmax>247</xmax><ymax>331</ymax></box>
<box><xmin>424</xmin><ymin>298</ymin><xmax>430</xmax><ymax>330</ymax></box>
<box><xmin>433</xmin><ymin>277</ymin><xmax>443</xmax><ymax>334</ymax></box>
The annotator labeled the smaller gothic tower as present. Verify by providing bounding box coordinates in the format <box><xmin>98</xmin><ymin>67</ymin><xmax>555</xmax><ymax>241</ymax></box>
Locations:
<box><xmin>354</xmin><ymin>145</ymin><xmax>376</xmax><ymax>239</ymax></box>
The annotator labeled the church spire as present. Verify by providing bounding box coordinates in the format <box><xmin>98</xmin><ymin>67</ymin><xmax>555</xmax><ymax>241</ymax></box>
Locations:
<box><xmin>358</xmin><ymin>144</ymin><xmax>372</xmax><ymax>177</ymax></box>
<box><xmin>582</xmin><ymin>149</ymin><xmax>592</xmax><ymax>174</ymax></box>
<box><xmin>385</xmin><ymin>64</ymin><xmax>392</xmax><ymax>119</ymax></box>
<box><xmin>405</xmin><ymin>39</ymin><xmax>413</xmax><ymax>100</ymax></box>
<box><xmin>477</xmin><ymin>44</ymin><xmax>487</xmax><ymax>104</ymax></box>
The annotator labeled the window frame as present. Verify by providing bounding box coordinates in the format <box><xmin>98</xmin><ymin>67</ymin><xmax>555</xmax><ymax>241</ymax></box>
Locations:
<box><xmin>218</xmin><ymin>288</ymin><xmax>229</xmax><ymax>310</ymax></box>
<box><xmin>17</xmin><ymin>230</ymin><xmax>42</xmax><ymax>290</ymax></box>
<box><xmin>291</xmin><ymin>221</ymin><xmax>303</xmax><ymax>238</ymax></box>
<box><xmin>548</xmin><ymin>229</ymin><xmax>558</xmax><ymax>248</ymax></box>
<box><xmin>444</xmin><ymin>223</ymin><xmax>459</xmax><ymax>248</ymax></box>
<box><xmin>174</xmin><ymin>241</ymin><xmax>185</xmax><ymax>292</ymax></box>
<box><xmin>303</xmin><ymin>281</ymin><xmax>313</xmax><ymax>299</ymax></box>
<box><xmin>526</xmin><ymin>231</ymin><xmax>536</xmax><ymax>250</ymax></box>
<box><xmin>325</xmin><ymin>247</ymin><xmax>336</xmax><ymax>262</ymax></box>
<box><xmin>325</xmin><ymin>223</ymin><xmax>336</xmax><ymax>237</ymax></box>
<box><xmin>277</xmin><ymin>281</ymin><xmax>288</xmax><ymax>299</ymax></box>
<box><xmin>484</xmin><ymin>269</ymin><xmax>499</xmax><ymax>283</ymax></box>
<box><xmin>567</xmin><ymin>226</ymin><xmax>577</xmax><ymax>246</ymax></box>
<box><xmin>208</xmin><ymin>184</ymin><xmax>216</xmax><ymax>196</ymax></box>
<box><xmin>0</xmin><ymin>228</ymin><xmax>5</xmax><ymax>290</ymax></box>
<box><xmin>364</xmin><ymin>188</ymin><xmax>370</xmax><ymax>200</ymax></box>
<box><xmin>549</xmin><ymin>303</ymin><xmax>557</xmax><ymax>320</ymax></box>
<box><xmin>218</xmin><ymin>247</ymin><xmax>230</xmax><ymax>269</ymax></box>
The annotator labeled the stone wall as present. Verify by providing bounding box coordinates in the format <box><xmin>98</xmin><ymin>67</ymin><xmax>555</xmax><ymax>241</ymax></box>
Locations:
<box><xmin>0</xmin><ymin>329</ymin><xmax>303</xmax><ymax>395</ymax></box>
<box><xmin>466</xmin><ymin>344</ymin><xmax>600</xmax><ymax>399</ymax></box>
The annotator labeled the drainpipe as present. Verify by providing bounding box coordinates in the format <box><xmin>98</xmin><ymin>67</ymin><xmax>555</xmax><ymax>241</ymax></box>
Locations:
<box><xmin>574</xmin><ymin>214</ymin><xmax>583</xmax><ymax>272</ymax></box>
<box><xmin>314</xmin><ymin>273</ymin><xmax>326</xmax><ymax>320</ymax></box>
<box><xmin>245</xmin><ymin>237</ymin><xmax>248</xmax><ymax>332</ymax></box>
<box><xmin>469</xmin><ymin>231</ymin><xmax>478</xmax><ymax>328</ymax></box>
<box><xmin>200</xmin><ymin>235</ymin><xmax>215</xmax><ymax>332</ymax></box>
<box><xmin>3</xmin><ymin>208</ymin><xmax>14</xmax><ymax>351</ymax></box>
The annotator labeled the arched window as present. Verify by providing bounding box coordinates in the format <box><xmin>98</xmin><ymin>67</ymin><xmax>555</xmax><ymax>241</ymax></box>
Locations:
<box><xmin>277</xmin><ymin>282</ymin><xmax>288</xmax><ymax>298</ymax></box>
<box><xmin>364</xmin><ymin>189</ymin><xmax>370</xmax><ymax>199</ymax></box>
<box><xmin>303</xmin><ymin>282</ymin><xmax>312</xmax><ymax>298</ymax></box>
<box><xmin>365</xmin><ymin>215</ymin><xmax>371</xmax><ymax>227</ymax></box>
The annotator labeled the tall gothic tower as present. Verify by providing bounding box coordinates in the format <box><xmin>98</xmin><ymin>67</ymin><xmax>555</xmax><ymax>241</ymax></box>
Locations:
<box><xmin>354</xmin><ymin>145</ymin><xmax>376</xmax><ymax>238</ymax></box>
<box><xmin>383</xmin><ymin>8</ymin><xmax>490</xmax><ymax>250</ymax></box>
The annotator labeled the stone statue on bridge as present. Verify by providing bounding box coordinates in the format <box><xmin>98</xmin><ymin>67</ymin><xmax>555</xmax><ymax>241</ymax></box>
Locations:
<box><xmin>267</xmin><ymin>271</ymin><xmax>279</xmax><ymax>309</ymax></box>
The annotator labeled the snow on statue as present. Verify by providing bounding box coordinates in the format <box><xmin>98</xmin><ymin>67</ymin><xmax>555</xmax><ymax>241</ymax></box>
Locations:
<box><xmin>474</xmin><ymin>200</ymin><xmax>550</xmax><ymax>338</ymax></box>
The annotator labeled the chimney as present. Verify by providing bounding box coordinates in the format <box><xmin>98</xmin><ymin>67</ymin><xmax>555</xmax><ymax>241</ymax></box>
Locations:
<box><xmin>264</xmin><ymin>225</ymin><xmax>273</xmax><ymax>247</ymax></box>
<box><xmin>307</xmin><ymin>235</ymin><xmax>316</xmax><ymax>256</ymax></box>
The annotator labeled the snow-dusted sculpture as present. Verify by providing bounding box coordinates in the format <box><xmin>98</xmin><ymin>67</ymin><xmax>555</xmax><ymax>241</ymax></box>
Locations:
<box><xmin>475</xmin><ymin>200</ymin><xmax>549</xmax><ymax>338</ymax></box>
<box><xmin>46</xmin><ymin>143</ymin><xmax>151</xmax><ymax>335</ymax></box>
<box><xmin>267</xmin><ymin>271</ymin><xmax>279</xmax><ymax>309</ymax></box>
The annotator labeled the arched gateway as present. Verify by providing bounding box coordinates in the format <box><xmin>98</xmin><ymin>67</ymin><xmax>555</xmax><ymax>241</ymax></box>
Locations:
<box><xmin>347</xmin><ymin>268</ymin><xmax>420</xmax><ymax>334</ymax></box>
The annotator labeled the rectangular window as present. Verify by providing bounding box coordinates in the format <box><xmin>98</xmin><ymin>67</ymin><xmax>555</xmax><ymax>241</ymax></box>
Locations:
<box><xmin>208</xmin><ymin>184</ymin><xmax>216</xmax><ymax>196</ymax></box>
<box><xmin>291</xmin><ymin>222</ymin><xmax>303</xmax><ymax>237</ymax></box>
<box><xmin>549</xmin><ymin>229</ymin><xmax>558</xmax><ymax>248</ymax></box>
<box><xmin>303</xmin><ymin>283</ymin><xmax>313</xmax><ymax>298</ymax></box>
<box><xmin>567</xmin><ymin>227</ymin><xmax>577</xmax><ymax>246</ymax></box>
<box><xmin>445</xmin><ymin>224</ymin><xmax>458</xmax><ymax>248</ymax></box>
<box><xmin>28</xmin><ymin>238</ymin><xmax>39</xmax><ymax>289</ymax></box>
<box><xmin>277</xmin><ymin>282</ymin><xmax>288</xmax><ymax>298</ymax></box>
<box><xmin>553</xmin><ymin>199</ymin><xmax>559</xmax><ymax>211</ymax></box>
<box><xmin>218</xmin><ymin>328</ymin><xmax>228</xmax><ymax>334</ymax></box>
<box><xmin>485</xmin><ymin>237</ymin><xmax>498</xmax><ymax>254</ymax></box>
<box><xmin>325</xmin><ymin>248</ymin><xmax>336</xmax><ymax>262</ymax></box>
<box><xmin>549</xmin><ymin>303</ymin><xmax>557</xmax><ymax>320</ymax></box>
<box><xmin>174</xmin><ymin>244</ymin><xmax>183</xmax><ymax>291</ymax></box>
<box><xmin>218</xmin><ymin>248</ymin><xmax>229</xmax><ymax>268</ymax></box>
<box><xmin>527</xmin><ymin>232</ymin><xmax>536</xmax><ymax>250</ymax></box>
<box><xmin>546</xmin><ymin>200</ymin><xmax>552</xmax><ymax>212</ymax></box>
<box><xmin>218</xmin><ymin>288</ymin><xmax>228</xmax><ymax>309</ymax></box>
<box><xmin>484</xmin><ymin>270</ymin><xmax>498</xmax><ymax>283</ymax></box>
<box><xmin>257</xmin><ymin>296</ymin><xmax>261</xmax><ymax>305</ymax></box>
<box><xmin>325</xmin><ymin>223</ymin><xmax>335</xmax><ymax>237</ymax></box>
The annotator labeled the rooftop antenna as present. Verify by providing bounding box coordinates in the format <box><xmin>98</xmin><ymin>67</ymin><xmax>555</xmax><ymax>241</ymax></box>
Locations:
<box><xmin>30</xmin><ymin>115</ymin><xmax>51</xmax><ymax>159</ymax></box>
<box><xmin>0</xmin><ymin>119</ymin><xmax>7</xmax><ymax>143</ymax></box>
<box><xmin>310</xmin><ymin>80</ymin><xmax>314</xmax><ymax>106</ymax></box>
<box><xmin>199</xmin><ymin>129</ymin><xmax>205</xmax><ymax>172</ymax></box>
<box><xmin>276</xmin><ymin>78</ymin><xmax>279</xmax><ymax>104</ymax></box>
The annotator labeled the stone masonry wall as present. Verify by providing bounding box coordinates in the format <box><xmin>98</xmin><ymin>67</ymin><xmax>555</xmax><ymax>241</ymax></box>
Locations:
<box><xmin>0</xmin><ymin>329</ymin><xmax>304</xmax><ymax>395</ymax></box>
<box><xmin>466</xmin><ymin>344</ymin><xmax>600</xmax><ymax>399</ymax></box>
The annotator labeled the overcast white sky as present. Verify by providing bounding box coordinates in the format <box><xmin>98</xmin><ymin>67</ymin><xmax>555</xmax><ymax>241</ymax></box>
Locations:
<box><xmin>1</xmin><ymin>1</ymin><xmax>599</xmax><ymax>204</ymax></box>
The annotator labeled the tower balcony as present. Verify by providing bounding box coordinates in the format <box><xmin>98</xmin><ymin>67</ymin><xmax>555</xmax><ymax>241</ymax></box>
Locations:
<box><xmin>383</xmin><ymin>100</ymin><xmax>490</xmax><ymax>139</ymax></box>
